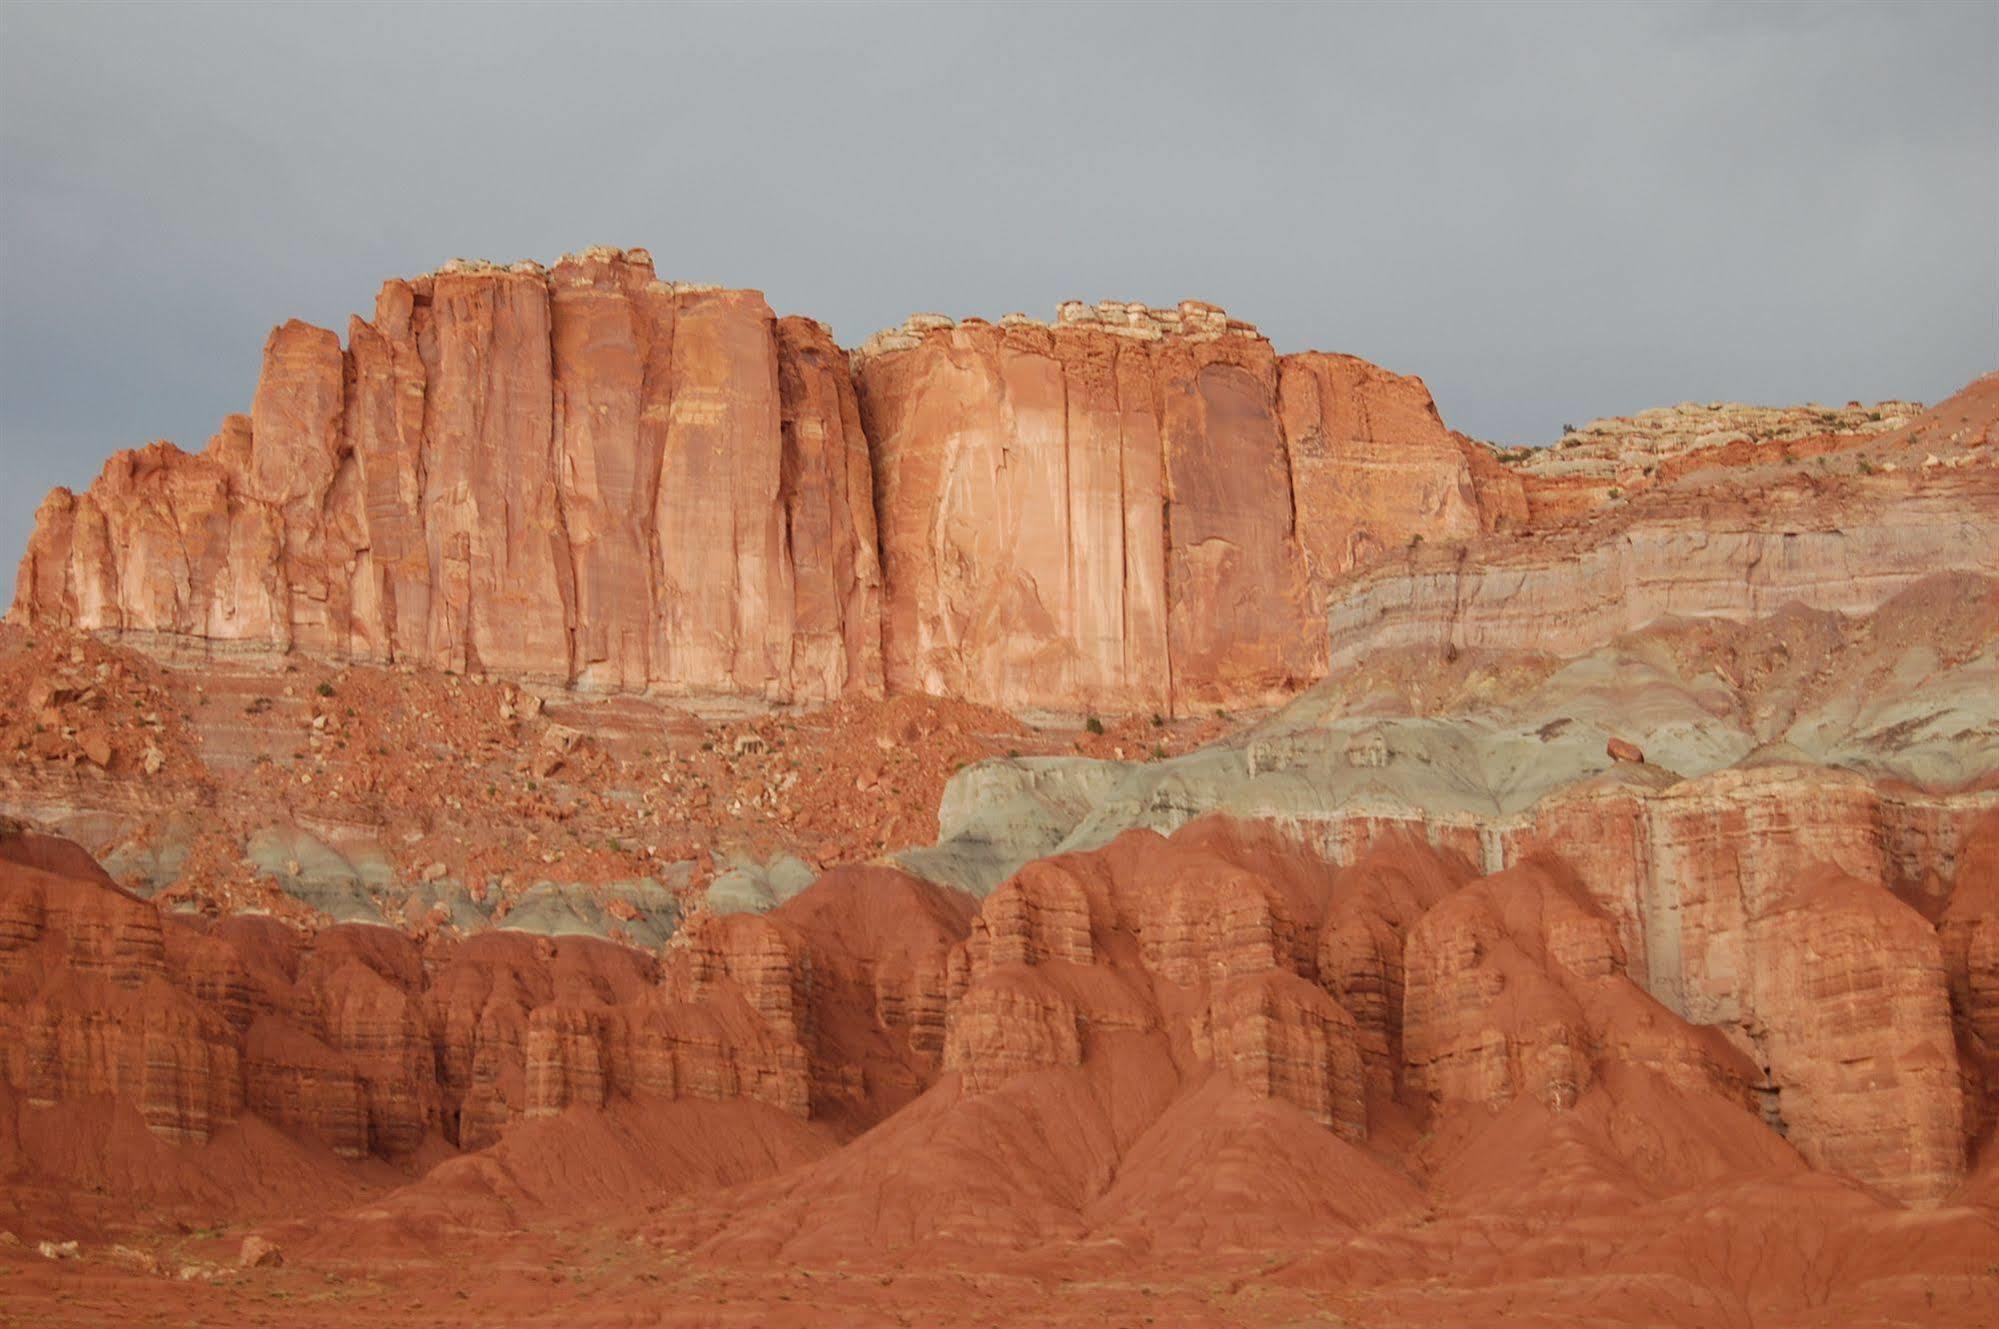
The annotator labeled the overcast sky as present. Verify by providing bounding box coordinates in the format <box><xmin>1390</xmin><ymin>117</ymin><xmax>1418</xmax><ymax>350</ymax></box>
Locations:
<box><xmin>2</xmin><ymin>1</ymin><xmax>1994</xmax><ymax>571</ymax></box>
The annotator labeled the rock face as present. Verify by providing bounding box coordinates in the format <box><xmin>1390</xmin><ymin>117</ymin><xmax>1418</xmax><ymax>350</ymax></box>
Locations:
<box><xmin>1402</xmin><ymin>855</ymin><xmax>1756</xmax><ymax>1115</ymax></box>
<box><xmin>1324</xmin><ymin>469</ymin><xmax>1999</xmax><ymax>669</ymax></box>
<box><xmin>654</xmin><ymin>808</ymin><xmax>1991</xmax><ymax>1290</ymax></box>
<box><xmin>931</xmin><ymin>817</ymin><xmax>1851</xmax><ymax>1182</ymax></box>
<box><xmin>856</xmin><ymin>304</ymin><xmax>1505</xmax><ymax>714</ymax></box>
<box><xmin>896</xmin><ymin>563</ymin><xmax>1999</xmax><ymax>1208</ymax></box>
<box><xmin>4</xmin><ymin>797</ymin><xmax>1996</xmax><ymax>1320</ymax></box>
<box><xmin>12</xmin><ymin>264</ymin><xmax>1508</xmax><ymax>716</ymax></box>
<box><xmin>0</xmin><ymin>835</ymin><xmax>243</xmax><ymax>1147</ymax></box>
<box><xmin>0</xmin><ymin>829</ymin><xmax>968</xmax><ymax>1157</ymax></box>
<box><xmin>13</xmin><ymin>250</ymin><xmax>884</xmax><ymax>705</ymax></box>
<box><xmin>25</xmin><ymin>251</ymin><xmax>1987</xmax><ymax>718</ymax></box>
<box><xmin>1747</xmin><ymin>864</ymin><xmax>1964</xmax><ymax>1204</ymax></box>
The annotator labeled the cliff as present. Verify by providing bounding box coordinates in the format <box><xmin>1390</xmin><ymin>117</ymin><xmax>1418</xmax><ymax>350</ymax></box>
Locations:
<box><xmin>9</xmin><ymin>253</ymin><xmax>1507</xmax><ymax>716</ymax></box>
<box><xmin>12</xmin><ymin>250</ymin><xmax>884</xmax><ymax>705</ymax></box>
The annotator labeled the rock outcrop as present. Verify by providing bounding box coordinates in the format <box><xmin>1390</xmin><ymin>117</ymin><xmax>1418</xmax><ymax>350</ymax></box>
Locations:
<box><xmin>13</xmin><ymin>250</ymin><xmax>884</xmax><ymax>705</ymax></box>
<box><xmin>0</xmin><ymin>829</ymin><xmax>969</xmax><ymax>1158</ymax></box>
<box><xmin>1402</xmin><ymin>855</ymin><xmax>1758</xmax><ymax>1115</ymax></box>
<box><xmin>1746</xmin><ymin>863</ymin><xmax>1965</xmax><ymax>1204</ymax></box>
<box><xmin>22</xmin><ymin>252</ymin><xmax>1989</xmax><ymax>719</ymax></box>
<box><xmin>1324</xmin><ymin>469</ymin><xmax>1999</xmax><ymax>669</ymax></box>
<box><xmin>12</xmin><ymin>263</ymin><xmax>1511</xmax><ymax>716</ymax></box>
<box><xmin>896</xmin><ymin>567</ymin><xmax>1999</xmax><ymax>1206</ymax></box>
<box><xmin>856</xmin><ymin>305</ymin><xmax>1507</xmax><ymax>713</ymax></box>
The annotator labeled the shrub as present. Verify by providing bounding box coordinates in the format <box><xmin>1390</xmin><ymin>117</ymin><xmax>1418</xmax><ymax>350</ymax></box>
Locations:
<box><xmin>1085</xmin><ymin>715</ymin><xmax>1105</xmax><ymax>735</ymax></box>
<box><xmin>316</xmin><ymin>681</ymin><xmax>335</xmax><ymax>698</ymax></box>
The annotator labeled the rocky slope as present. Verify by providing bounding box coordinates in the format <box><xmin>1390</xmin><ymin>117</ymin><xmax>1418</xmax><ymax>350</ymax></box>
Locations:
<box><xmin>5</xmin><ymin>812</ymin><xmax>1997</xmax><ymax>1326</ymax></box>
<box><xmin>0</xmin><ymin>830</ymin><xmax>964</xmax><ymax>1159</ymax></box>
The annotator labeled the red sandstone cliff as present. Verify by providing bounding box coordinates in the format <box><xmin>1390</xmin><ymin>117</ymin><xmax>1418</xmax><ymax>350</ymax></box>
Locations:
<box><xmin>12</xmin><ymin>250</ymin><xmax>884</xmax><ymax>705</ymax></box>
<box><xmin>854</xmin><ymin>303</ymin><xmax>1506</xmax><ymax>713</ymax></box>
<box><xmin>10</xmin><ymin>258</ymin><xmax>1507</xmax><ymax>716</ymax></box>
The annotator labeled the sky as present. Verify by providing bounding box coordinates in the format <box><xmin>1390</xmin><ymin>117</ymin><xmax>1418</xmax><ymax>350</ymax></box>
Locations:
<box><xmin>2</xmin><ymin>1</ymin><xmax>1994</xmax><ymax>571</ymax></box>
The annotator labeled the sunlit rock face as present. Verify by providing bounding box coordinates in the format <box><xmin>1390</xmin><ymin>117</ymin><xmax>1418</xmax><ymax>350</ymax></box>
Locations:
<box><xmin>15</xmin><ymin>264</ymin><xmax>1512</xmax><ymax>717</ymax></box>
<box><xmin>12</xmin><ymin>249</ymin><xmax>884</xmax><ymax>707</ymax></box>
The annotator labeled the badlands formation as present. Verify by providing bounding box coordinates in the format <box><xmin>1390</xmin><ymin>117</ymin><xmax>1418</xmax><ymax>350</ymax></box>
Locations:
<box><xmin>2</xmin><ymin>247</ymin><xmax>1997</xmax><ymax>1326</ymax></box>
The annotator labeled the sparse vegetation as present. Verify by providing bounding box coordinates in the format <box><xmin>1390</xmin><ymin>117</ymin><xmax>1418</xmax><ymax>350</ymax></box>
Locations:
<box><xmin>315</xmin><ymin>681</ymin><xmax>335</xmax><ymax>698</ymax></box>
<box><xmin>1085</xmin><ymin>715</ymin><xmax>1105</xmax><ymax>735</ymax></box>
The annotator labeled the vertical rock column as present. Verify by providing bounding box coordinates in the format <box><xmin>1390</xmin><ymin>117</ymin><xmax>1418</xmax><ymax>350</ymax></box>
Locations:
<box><xmin>550</xmin><ymin>251</ymin><xmax>664</xmax><ymax>691</ymax></box>
<box><xmin>415</xmin><ymin>265</ymin><xmax>575</xmax><ymax>679</ymax></box>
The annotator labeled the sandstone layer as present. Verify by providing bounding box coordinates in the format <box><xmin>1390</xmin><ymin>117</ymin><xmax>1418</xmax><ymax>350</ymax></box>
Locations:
<box><xmin>0</xmin><ymin>832</ymin><xmax>967</xmax><ymax>1160</ymax></box>
<box><xmin>855</xmin><ymin>303</ymin><xmax>1510</xmax><ymax>713</ymax></box>
<box><xmin>1324</xmin><ymin>468</ymin><xmax>1999</xmax><ymax>668</ymax></box>
<box><xmin>12</xmin><ymin>260</ymin><xmax>1518</xmax><ymax>716</ymax></box>
<box><xmin>5</xmin><ymin>791</ymin><xmax>1998</xmax><ymax>1325</ymax></box>
<box><xmin>13</xmin><ymin>250</ymin><xmax>883</xmax><ymax>705</ymax></box>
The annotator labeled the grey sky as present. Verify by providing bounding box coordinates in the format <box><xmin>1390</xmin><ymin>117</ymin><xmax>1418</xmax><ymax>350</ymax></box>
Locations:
<box><xmin>3</xmin><ymin>1</ymin><xmax>1994</xmax><ymax>573</ymax></box>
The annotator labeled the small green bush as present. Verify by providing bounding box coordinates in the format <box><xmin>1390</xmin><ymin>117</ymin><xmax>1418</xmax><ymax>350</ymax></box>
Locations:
<box><xmin>1085</xmin><ymin>715</ymin><xmax>1105</xmax><ymax>735</ymax></box>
